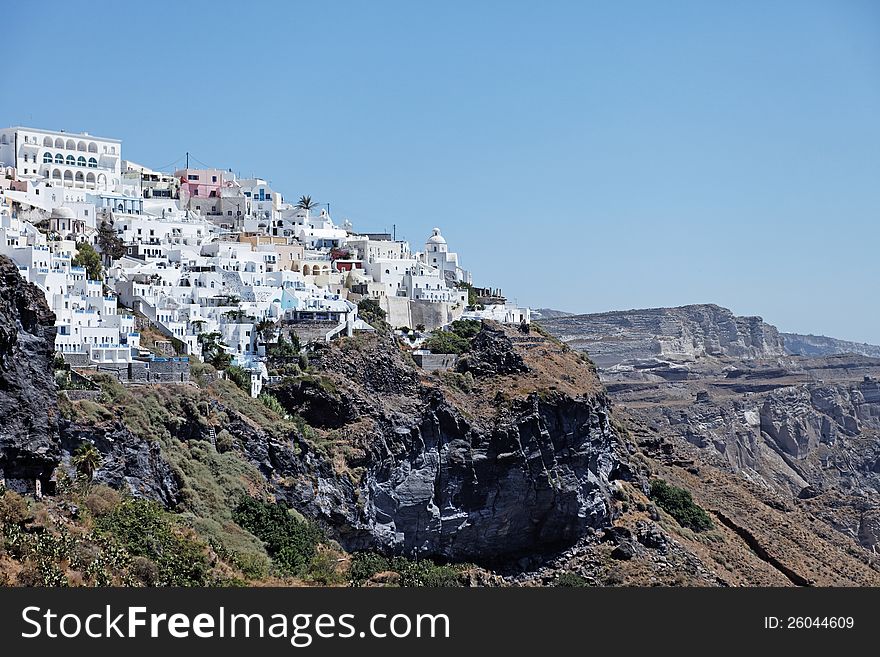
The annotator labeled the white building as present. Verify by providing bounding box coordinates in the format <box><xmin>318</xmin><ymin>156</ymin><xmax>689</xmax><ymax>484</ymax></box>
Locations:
<box><xmin>420</xmin><ymin>227</ymin><xmax>471</xmax><ymax>285</ymax></box>
<box><xmin>0</xmin><ymin>127</ymin><xmax>122</xmax><ymax>191</ymax></box>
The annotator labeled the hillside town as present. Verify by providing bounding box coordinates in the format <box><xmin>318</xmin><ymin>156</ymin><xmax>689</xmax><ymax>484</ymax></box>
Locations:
<box><xmin>0</xmin><ymin>125</ymin><xmax>530</xmax><ymax>395</ymax></box>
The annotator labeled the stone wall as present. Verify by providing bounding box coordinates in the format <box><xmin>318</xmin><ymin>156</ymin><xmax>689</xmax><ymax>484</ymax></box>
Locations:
<box><xmin>413</xmin><ymin>353</ymin><xmax>457</xmax><ymax>371</ymax></box>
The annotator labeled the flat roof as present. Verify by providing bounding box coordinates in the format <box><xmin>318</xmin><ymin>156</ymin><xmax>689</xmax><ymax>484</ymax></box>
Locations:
<box><xmin>3</xmin><ymin>126</ymin><xmax>122</xmax><ymax>143</ymax></box>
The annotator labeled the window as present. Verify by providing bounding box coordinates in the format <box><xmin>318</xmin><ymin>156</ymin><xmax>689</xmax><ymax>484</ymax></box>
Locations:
<box><xmin>88</xmin><ymin>157</ymin><xmax>97</xmax><ymax>168</ymax></box>
<box><xmin>66</xmin><ymin>155</ymin><xmax>75</xmax><ymax>165</ymax></box>
<box><xmin>43</xmin><ymin>152</ymin><xmax>53</xmax><ymax>163</ymax></box>
<box><xmin>212</xmin><ymin>175</ymin><xmax>217</xmax><ymax>183</ymax></box>
<box><xmin>227</xmin><ymin>210</ymin><xmax>232</xmax><ymax>216</ymax></box>
<box><xmin>187</xmin><ymin>175</ymin><xmax>198</xmax><ymax>180</ymax></box>
<box><xmin>55</xmin><ymin>154</ymin><xmax>64</xmax><ymax>164</ymax></box>
<box><xmin>77</xmin><ymin>156</ymin><xmax>86</xmax><ymax>167</ymax></box>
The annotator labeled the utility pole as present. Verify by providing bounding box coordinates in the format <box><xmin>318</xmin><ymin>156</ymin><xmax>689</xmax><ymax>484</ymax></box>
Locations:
<box><xmin>185</xmin><ymin>151</ymin><xmax>189</xmax><ymax>169</ymax></box>
<box><xmin>393</xmin><ymin>223</ymin><xmax>396</xmax><ymax>241</ymax></box>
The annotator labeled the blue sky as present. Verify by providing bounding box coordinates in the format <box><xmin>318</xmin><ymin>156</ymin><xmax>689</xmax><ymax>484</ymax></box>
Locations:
<box><xmin>6</xmin><ymin>1</ymin><xmax>880</xmax><ymax>342</ymax></box>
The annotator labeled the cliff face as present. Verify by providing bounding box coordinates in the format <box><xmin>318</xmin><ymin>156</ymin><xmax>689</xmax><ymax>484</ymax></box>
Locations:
<box><xmin>0</xmin><ymin>256</ymin><xmax>60</xmax><ymax>493</ymax></box>
<box><xmin>782</xmin><ymin>333</ymin><xmax>880</xmax><ymax>359</ymax></box>
<box><xmin>262</xmin><ymin>326</ymin><xmax>627</xmax><ymax>560</ymax></box>
<box><xmin>540</xmin><ymin>304</ymin><xmax>785</xmax><ymax>367</ymax></box>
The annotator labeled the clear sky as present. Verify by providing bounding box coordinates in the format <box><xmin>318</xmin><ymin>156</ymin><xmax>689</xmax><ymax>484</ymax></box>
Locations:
<box><xmin>5</xmin><ymin>1</ymin><xmax>880</xmax><ymax>342</ymax></box>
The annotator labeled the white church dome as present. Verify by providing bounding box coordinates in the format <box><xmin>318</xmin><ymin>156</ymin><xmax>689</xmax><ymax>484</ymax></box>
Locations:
<box><xmin>426</xmin><ymin>228</ymin><xmax>446</xmax><ymax>244</ymax></box>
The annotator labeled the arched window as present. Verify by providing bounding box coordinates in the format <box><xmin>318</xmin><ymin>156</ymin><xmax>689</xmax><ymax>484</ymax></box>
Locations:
<box><xmin>54</xmin><ymin>138</ymin><xmax>64</xmax><ymax>148</ymax></box>
<box><xmin>88</xmin><ymin>157</ymin><xmax>97</xmax><ymax>168</ymax></box>
<box><xmin>66</xmin><ymin>155</ymin><xmax>75</xmax><ymax>165</ymax></box>
<box><xmin>0</xmin><ymin>134</ymin><xmax>7</xmax><ymax>145</ymax></box>
<box><xmin>63</xmin><ymin>170</ymin><xmax>73</xmax><ymax>182</ymax></box>
<box><xmin>75</xmin><ymin>172</ymin><xmax>84</xmax><ymax>183</ymax></box>
<box><xmin>54</xmin><ymin>154</ymin><xmax>64</xmax><ymax>164</ymax></box>
<box><xmin>43</xmin><ymin>152</ymin><xmax>53</xmax><ymax>164</ymax></box>
<box><xmin>65</xmin><ymin>139</ymin><xmax>76</xmax><ymax>150</ymax></box>
<box><xmin>86</xmin><ymin>172</ymin><xmax>95</xmax><ymax>184</ymax></box>
<box><xmin>52</xmin><ymin>169</ymin><xmax>62</xmax><ymax>180</ymax></box>
<box><xmin>77</xmin><ymin>141</ymin><xmax>86</xmax><ymax>152</ymax></box>
<box><xmin>42</xmin><ymin>136</ymin><xmax>52</xmax><ymax>147</ymax></box>
<box><xmin>77</xmin><ymin>156</ymin><xmax>86</xmax><ymax>167</ymax></box>
<box><xmin>88</xmin><ymin>142</ymin><xmax>97</xmax><ymax>153</ymax></box>
<box><xmin>110</xmin><ymin>146</ymin><xmax>116</xmax><ymax>154</ymax></box>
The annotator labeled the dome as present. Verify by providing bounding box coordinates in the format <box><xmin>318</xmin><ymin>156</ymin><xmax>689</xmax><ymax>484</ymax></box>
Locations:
<box><xmin>426</xmin><ymin>227</ymin><xmax>446</xmax><ymax>244</ymax></box>
<box><xmin>50</xmin><ymin>207</ymin><xmax>76</xmax><ymax>220</ymax></box>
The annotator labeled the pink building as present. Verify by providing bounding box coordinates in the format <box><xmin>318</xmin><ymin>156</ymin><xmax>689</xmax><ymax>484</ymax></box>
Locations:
<box><xmin>174</xmin><ymin>168</ymin><xmax>232</xmax><ymax>209</ymax></box>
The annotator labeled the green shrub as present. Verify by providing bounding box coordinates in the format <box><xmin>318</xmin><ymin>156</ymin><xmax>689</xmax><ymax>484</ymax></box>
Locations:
<box><xmin>424</xmin><ymin>330</ymin><xmax>470</xmax><ymax>355</ymax></box>
<box><xmin>649</xmin><ymin>480</ymin><xmax>713</xmax><ymax>532</ymax></box>
<box><xmin>448</xmin><ymin>319</ymin><xmax>481</xmax><ymax>340</ymax></box>
<box><xmin>95</xmin><ymin>498</ymin><xmax>210</xmax><ymax>586</ymax></box>
<box><xmin>349</xmin><ymin>552</ymin><xmax>391</xmax><ymax>585</ymax></box>
<box><xmin>357</xmin><ymin>299</ymin><xmax>386</xmax><ymax>327</ymax></box>
<box><xmin>232</xmin><ymin>498</ymin><xmax>323</xmax><ymax>577</ymax></box>
<box><xmin>348</xmin><ymin>552</ymin><xmax>463</xmax><ymax>587</ymax></box>
<box><xmin>555</xmin><ymin>572</ymin><xmax>589</xmax><ymax>587</ymax></box>
<box><xmin>83</xmin><ymin>486</ymin><xmax>122</xmax><ymax>517</ymax></box>
<box><xmin>225</xmin><ymin>365</ymin><xmax>251</xmax><ymax>393</ymax></box>
<box><xmin>258</xmin><ymin>392</ymin><xmax>286</xmax><ymax>416</ymax></box>
<box><xmin>0</xmin><ymin>490</ymin><xmax>31</xmax><ymax>525</ymax></box>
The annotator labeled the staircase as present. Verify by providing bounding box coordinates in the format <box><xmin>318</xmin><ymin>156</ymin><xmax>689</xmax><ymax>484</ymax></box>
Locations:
<box><xmin>207</xmin><ymin>426</ymin><xmax>217</xmax><ymax>446</ymax></box>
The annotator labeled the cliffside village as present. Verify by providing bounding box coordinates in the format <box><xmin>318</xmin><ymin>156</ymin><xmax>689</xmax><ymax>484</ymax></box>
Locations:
<box><xmin>0</xmin><ymin>126</ymin><xmax>530</xmax><ymax>395</ymax></box>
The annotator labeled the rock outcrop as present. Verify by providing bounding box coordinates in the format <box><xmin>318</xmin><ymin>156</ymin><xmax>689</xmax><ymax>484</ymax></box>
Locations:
<box><xmin>0</xmin><ymin>255</ymin><xmax>60</xmax><ymax>493</ymax></box>
<box><xmin>539</xmin><ymin>304</ymin><xmax>786</xmax><ymax>367</ymax></box>
<box><xmin>262</xmin><ymin>325</ymin><xmax>627</xmax><ymax>561</ymax></box>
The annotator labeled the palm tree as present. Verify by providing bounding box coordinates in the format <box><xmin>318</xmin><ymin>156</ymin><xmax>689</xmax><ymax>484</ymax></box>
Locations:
<box><xmin>73</xmin><ymin>442</ymin><xmax>102</xmax><ymax>483</ymax></box>
<box><xmin>255</xmin><ymin>318</ymin><xmax>277</xmax><ymax>343</ymax></box>
<box><xmin>295</xmin><ymin>195</ymin><xmax>319</xmax><ymax>220</ymax></box>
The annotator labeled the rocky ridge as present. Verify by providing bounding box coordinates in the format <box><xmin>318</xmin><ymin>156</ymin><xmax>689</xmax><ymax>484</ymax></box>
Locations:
<box><xmin>541</xmin><ymin>304</ymin><xmax>786</xmax><ymax>367</ymax></box>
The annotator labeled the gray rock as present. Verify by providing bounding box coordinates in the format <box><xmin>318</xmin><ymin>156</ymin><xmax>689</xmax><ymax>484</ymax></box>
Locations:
<box><xmin>0</xmin><ymin>256</ymin><xmax>60</xmax><ymax>494</ymax></box>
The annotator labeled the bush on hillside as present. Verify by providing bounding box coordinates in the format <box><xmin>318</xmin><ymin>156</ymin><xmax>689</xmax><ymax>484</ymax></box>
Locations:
<box><xmin>649</xmin><ymin>480</ymin><xmax>712</xmax><ymax>532</ymax></box>
<box><xmin>232</xmin><ymin>498</ymin><xmax>324</xmax><ymax>577</ymax></box>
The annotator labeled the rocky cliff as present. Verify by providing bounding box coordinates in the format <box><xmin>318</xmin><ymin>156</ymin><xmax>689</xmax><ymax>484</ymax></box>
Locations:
<box><xmin>0</xmin><ymin>256</ymin><xmax>60</xmax><ymax>494</ymax></box>
<box><xmin>49</xmin><ymin>323</ymin><xmax>629</xmax><ymax>563</ymax></box>
<box><xmin>540</xmin><ymin>304</ymin><xmax>786</xmax><ymax>367</ymax></box>
<box><xmin>262</xmin><ymin>326</ymin><xmax>628</xmax><ymax>560</ymax></box>
<box><xmin>782</xmin><ymin>333</ymin><xmax>880</xmax><ymax>359</ymax></box>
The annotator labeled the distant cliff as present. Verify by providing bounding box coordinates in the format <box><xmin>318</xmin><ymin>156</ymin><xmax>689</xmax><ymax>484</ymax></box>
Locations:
<box><xmin>782</xmin><ymin>333</ymin><xmax>880</xmax><ymax>359</ymax></box>
<box><xmin>538</xmin><ymin>304</ymin><xmax>785</xmax><ymax>367</ymax></box>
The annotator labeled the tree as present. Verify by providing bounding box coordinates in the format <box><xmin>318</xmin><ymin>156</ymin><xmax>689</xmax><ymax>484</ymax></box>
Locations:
<box><xmin>97</xmin><ymin>220</ymin><xmax>126</xmax><ymax>263</ymax></box>
<box><xmin>357</xmin><ymin>298</ymin><xmax>386</xmax><ymax>326</ymax></box>
<box><xmin>449</xmin><ymin>319</ymin><xmax>482</xmax><ymax>340</ymax></box>
<box><xmin>255</xmin><ymin>318</ymin><xmax>277</xmax><ymax>343</ymax></box>
<box><xmin>266</xmin><ymin>334</ymin><xmax>301</xmax><ymax>365</ymax></box>
<box><xmin>295</xmin><ymin>195</ymin><xmax>319</xmax><ymax>218</ymax></box>
<box><xmin>424</xmin><ymin>330</ymin><xmax>469</xmax><ymax>355</ymax></box>
<box><xmin>223</xmin><ymin>309</ymin><xmax>247</xmax><ymax>322</ymax></box>
<box><xmin>198</xmin><ymin>332</ymin><xmax>232</xmax><ymax>369</ymax></box>
<box><xmin>72</xmin><ymin>242</ymin><xmax>103</xmax><ymax>281</ymax></box>
<box><xmin>73</xmin><ymin>442</ymin><xmax>102</xmax><ymax>483</ymax></box>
